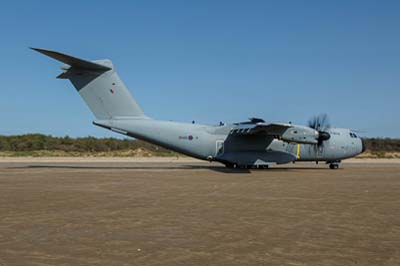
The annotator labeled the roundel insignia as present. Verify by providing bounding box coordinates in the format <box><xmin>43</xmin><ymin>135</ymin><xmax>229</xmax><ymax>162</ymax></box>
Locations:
<box><xmin>188</xmin><ymin>135</ymin><xmax>193</xmax><ymax>140</ymax></box>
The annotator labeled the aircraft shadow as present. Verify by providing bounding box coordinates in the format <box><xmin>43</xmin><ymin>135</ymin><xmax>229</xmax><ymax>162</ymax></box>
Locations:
<box><xmin>9</xmin><ymin>164</ymin><xmax>331</xmax><ymax>174</ymax></box>
<box><xmin>22</xmin><ymin>164</ymin><xmax>253</xmax><ymax>173</ymax></box>
<box><xmin>20</xmin><ymin>165</ymin><xmax>203</xmax><ymax>170</ymax></box>
<box><xmin>181</xmin><ymin>164</ymin><xmax>334</xmax><ymax>172</ymax></box>
<box><xmin>189</xmin><ymin>166</ymin><xmax>331</xmax><ymax>173</ymax></box>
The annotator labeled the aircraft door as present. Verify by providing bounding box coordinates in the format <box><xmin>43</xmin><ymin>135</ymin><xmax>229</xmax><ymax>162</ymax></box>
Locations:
<box><xmin>216</xmin><ymin>140</ymin><xmax>224</xmax><ymax>156</ymax></box>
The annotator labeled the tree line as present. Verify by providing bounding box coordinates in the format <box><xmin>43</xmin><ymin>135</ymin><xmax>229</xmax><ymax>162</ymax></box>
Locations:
<box><xmin>0</xmin><ymin>134</ymin><xmax>169</xmax><ymax>153</ymax></box>
<box><xmin>0</xmin><ymin>134</ymin><xmax>399</xmax><ymax>153</ymax></box>
<box><xmin>363</xmin><ymin>138</ymin><xmax>400</xmax><ymax>152</ymax></box>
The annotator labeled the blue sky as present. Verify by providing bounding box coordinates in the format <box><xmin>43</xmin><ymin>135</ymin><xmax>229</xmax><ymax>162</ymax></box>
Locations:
<box><xmin>0</xmin><ymin>0</ymin><xmax>399</xmax><ymax>138</ymax></box>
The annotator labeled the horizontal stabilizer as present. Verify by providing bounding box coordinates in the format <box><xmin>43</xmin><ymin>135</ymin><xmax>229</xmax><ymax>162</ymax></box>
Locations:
<box><xmin>31</xmin><ymin>48</ymin><xmax>111</xmax><ymax>71</ymax></box>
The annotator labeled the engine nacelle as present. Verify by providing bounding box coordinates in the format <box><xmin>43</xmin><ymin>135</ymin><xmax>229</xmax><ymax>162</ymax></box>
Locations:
<box><xmin>281</xmin><ymin>125</ymin><xmax>319</xmax><ymax>144</ymax></box>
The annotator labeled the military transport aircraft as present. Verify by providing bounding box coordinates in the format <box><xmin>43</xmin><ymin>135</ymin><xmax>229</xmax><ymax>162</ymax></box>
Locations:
<box><xmin>33</xmin><ymin>48</ymin><xmax>365</xmax><ymax>169</ymax></box>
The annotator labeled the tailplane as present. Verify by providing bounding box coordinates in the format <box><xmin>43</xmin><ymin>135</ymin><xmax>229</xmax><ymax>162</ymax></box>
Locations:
<box><xmin>32</xmin><ymin>48</ymin><xmax>145</xmax><ymax>120</ymax></box>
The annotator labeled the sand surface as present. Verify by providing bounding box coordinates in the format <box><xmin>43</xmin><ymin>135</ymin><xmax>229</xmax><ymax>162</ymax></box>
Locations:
<box><xmin>0</xmin><ymin>159</ymin><xmax>399</xmax><ymax>266</ymax></box>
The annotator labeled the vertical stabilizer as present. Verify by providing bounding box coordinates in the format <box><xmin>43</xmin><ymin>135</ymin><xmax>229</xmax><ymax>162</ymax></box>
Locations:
<box><xmin>32</xmin><ymin>48</ymin><xmax>145</xmax><ymax>120</ymax></box>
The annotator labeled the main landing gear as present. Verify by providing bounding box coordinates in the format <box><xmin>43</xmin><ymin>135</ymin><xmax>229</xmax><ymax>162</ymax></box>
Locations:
<box><xmin>225</xmin><ymin>163</ymin><xmax>269</xmax><ymax>169</ymax></box>
<box><xmin>328</xmin><ymin>161</ymin><xmax>340</xmax><ymax>169</ymax></box>
<box><xmin>224</xmin><ymin>163</ymin><xmax>238</xmax><ymax>169</ymax></box>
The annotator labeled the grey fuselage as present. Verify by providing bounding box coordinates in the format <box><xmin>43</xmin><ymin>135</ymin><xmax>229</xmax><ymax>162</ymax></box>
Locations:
<box><xmin>95</xmin><ymin>118</ymin><xmax>364</xmax><ymax>166</ymax></box>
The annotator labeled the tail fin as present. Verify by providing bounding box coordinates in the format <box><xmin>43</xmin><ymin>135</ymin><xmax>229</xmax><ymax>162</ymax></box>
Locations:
<box><xmin>32</xmin><ymin>48</ymin><xmax>145</xmax><ymax>120</ymax></box>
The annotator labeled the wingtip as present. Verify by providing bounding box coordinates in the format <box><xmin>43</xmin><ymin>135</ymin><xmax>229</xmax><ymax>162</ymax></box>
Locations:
<box><xmin>30</xmin><ymin>47</ymin><xmax>50</xmax><ymax>54</ymax></box>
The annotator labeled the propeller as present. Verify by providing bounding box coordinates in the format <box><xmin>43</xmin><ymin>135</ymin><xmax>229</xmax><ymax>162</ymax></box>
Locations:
<box><xmin>308</xmin><ymin>114</ymin><xmax>331</xmax><ymax>144</ymax></box>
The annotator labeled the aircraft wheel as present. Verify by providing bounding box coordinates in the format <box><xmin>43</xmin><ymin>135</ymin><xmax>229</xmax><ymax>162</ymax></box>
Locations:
<box><xmin>225</xmin><ymin>163</ymin><xmax>235</xmax><ymax>169</ymax></box>
<box><xmin>329</xmin><ymin>163</ymin><xmax>339</xmax><ymax>169</ymax></box>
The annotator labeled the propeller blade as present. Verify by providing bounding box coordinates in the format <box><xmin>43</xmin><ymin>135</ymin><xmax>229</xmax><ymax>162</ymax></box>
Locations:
<box><xmin>308</xmin><ymin>114</ymin><xmax>331</xmax><ymax>146</ymax></box>
<box><xmin>308</xmin><ymin>113</ymin><xmax>330</xmax><ymax>131</ymax></box>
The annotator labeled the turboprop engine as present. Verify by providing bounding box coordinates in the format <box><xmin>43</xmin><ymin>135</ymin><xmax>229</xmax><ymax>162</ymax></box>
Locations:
<box><xmin>281</xmin><ymin>125</ymin><xmax>320</xmax><ymax>144</ymax></box>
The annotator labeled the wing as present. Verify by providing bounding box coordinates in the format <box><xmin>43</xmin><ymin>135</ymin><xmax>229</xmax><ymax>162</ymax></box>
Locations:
<box><xmin>230</xmin><ymin>122</ymin><xmax>319</xmax><ymax>144</ymax></box>
<box><xmin>230</xmin><ymin>122</ymin><xmax>292</xmax><ymax>136</ymax></box>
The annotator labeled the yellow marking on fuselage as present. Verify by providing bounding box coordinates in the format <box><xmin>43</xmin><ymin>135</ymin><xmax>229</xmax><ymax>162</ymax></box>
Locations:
<box><xmin>296</xmin><ymin>144</ymin><xmax>301</xmax><ymax>159</ymax></box>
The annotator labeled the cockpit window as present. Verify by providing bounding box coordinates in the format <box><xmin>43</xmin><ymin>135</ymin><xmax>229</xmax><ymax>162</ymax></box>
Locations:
<box><xmin>349</xmin><ymin>132</ymin><xmax>358</xmax><ymax>138</ymax></box>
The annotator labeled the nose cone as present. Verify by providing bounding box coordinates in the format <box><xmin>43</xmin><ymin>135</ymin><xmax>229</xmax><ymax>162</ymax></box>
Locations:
<box><xmin>361</xmin><ymin>138</ymin><xmax>366</xmax><ymax>153</ymax></box>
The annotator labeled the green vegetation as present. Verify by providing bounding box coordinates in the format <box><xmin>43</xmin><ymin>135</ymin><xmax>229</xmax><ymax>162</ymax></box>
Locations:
<box><xmin>0</xmin><ymin>134</ymin><xmax>399</xmax><ymax>158</ymax></box>
<box><xmin>363</xmin><ymin>138</ymin><xmax>400</xmax><ymax>152</ymax></box>
<box><xmin>360</xmin><ymin>138</ymin><xmax>400</xmax><ymax>159</ymax></box>
<box><xmin>0</xmin><ymin>134</ymin><xmax>180</xmax><ymax>157</ymax></box>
